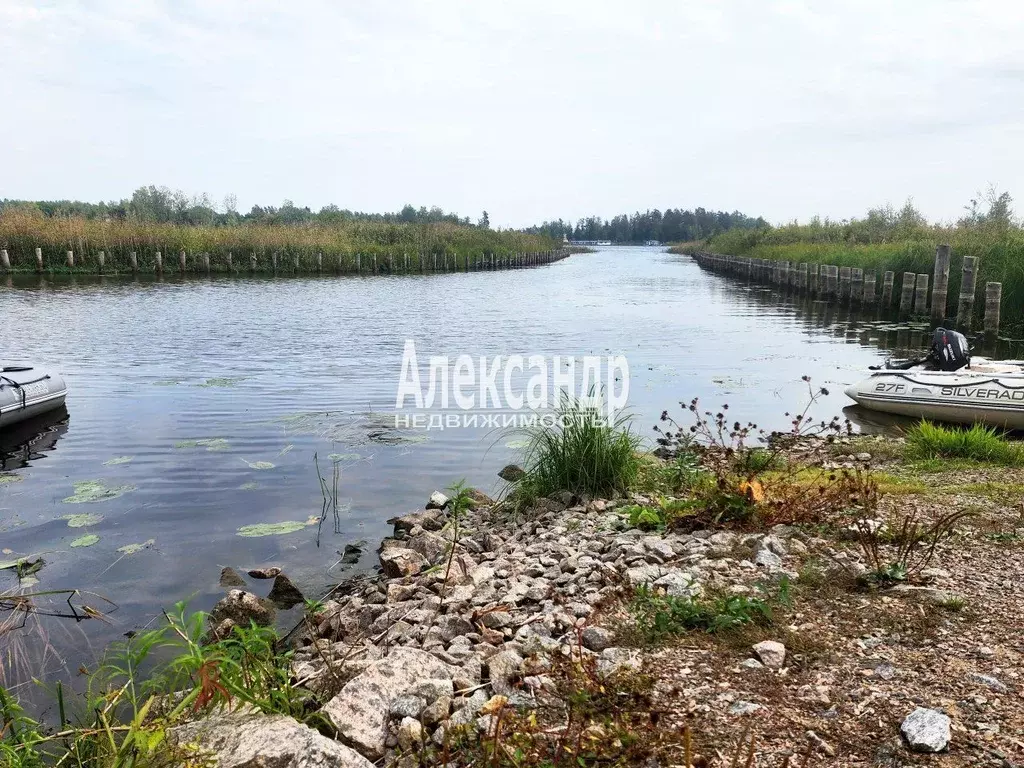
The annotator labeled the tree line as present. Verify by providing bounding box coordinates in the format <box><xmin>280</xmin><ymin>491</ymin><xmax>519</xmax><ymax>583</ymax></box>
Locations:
<box><xmin>525</xmin><ymin>208</ymin><xmax>767</xmax><ymax>243</ymax></box>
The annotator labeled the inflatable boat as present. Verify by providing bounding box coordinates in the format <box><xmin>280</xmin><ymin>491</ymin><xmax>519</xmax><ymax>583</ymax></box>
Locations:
<box><xmin>0</xmin><ymin>366</ymin><xmax>68</xmax><ymax>429</ymax></box>
<box><xmin>845</xmin><ymin>361</ymin><xmax>1024</xmax><ymax>430</ymax></box>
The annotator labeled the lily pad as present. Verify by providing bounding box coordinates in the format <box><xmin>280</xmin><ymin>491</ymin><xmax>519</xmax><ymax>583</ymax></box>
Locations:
<box><xmin>505</xmin><ymin>439</ymin><xmax>531</xmax><ymax>450</ymax></box>
<box><xmin>70</xmin><ymin>534</ymin><xmax>100</xmax><ymax>548</ymax></box>
<box><xmin>62</xmin><ymin>512</ymin><xmax>104</xmax><ymax>527</ymax></box>
<box><xmin>175</xmin><ymin>438</ymin><xmax>230</xmax><ymax>451</ymax></box>
<box><xmin>195</xmin><ymin>377</ymin><xmax>246</xmax><ymax>388</ymax></box>
<box><xmin>62</xmin><ymin>480</ymin><xmax>135</xmax><ymax>504</ymax></box>
<box><xmin>279</xmin><ymin>444</ymin><xmax>294</xmax><ymax>456</ymax></box>
<box><xmin>103</xmin><ymin>456</ymin><xmax>133</xmax><ymax>466</ymax></box>
<box><xmin>153</xmin><ymin>378</ymin><xmax>186</xmax><ymax>386</ymax></box>
<box><xmin>0</xmin><ymin>474</ymin><xmax>22</xmax><ymax>485</ymax></box>
<box><xmin>242</xmin><ymin>460</ymin><xmax>275</xmax><ymax>470</ymax></box>
<box><xmin>117</xmin><ymin>539</ymin><xmax>155</xmax><ymax>555</ymax></box>
<box><xmin>19</xmin><ymin>575</ymin><xmax>39</xmax><ymax>587</ymax></box>
<box><xmin>239</xmin><ymin>481</ymin><xmax>260</xmax><ymax>491</ymax></box>
<box><xmin>236</xmin><ymin>521</ymin><xmax>308</xmax><ymax>537</ymax></box>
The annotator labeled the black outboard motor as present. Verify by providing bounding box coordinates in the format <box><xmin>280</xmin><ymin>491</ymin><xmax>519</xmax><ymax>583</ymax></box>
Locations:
<box><xmin>928</xmin><ymin>327</ymin><xmax>970</xmax><ymax>371</ymax></box>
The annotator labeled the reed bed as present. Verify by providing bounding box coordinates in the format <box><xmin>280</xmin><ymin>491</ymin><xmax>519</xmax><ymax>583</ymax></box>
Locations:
<box><xmin>0</xmin><ymin>209</ymin><xmax>557</xmax><ymax>274</ymax></box>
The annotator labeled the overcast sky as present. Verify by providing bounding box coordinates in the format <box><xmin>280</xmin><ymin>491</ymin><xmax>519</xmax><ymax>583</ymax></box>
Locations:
<box><xmin>2</xmin><ymin>1</ymin><xmax>1023</xmax><ymax>227</ymax></box>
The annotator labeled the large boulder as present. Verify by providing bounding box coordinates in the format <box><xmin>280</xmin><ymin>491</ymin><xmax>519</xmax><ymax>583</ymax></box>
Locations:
<box><xmin>379</xmin><ymin>548</ymin><xmax>426</xmax><ymax>578</ymax></box>
<box><xmin>387</xmin><ymin>509</ymin><xmax>445</xmax><ymax>534</ymax></box>
<box><xmin>322</xmin><ymin>648</ymin><xmax>455</xmax><ymax>761</ymax></box>
<box><xmin>169</xmin><ymin>712</ymin><xmax>373</xmax><ymax>768</ymax></box>
<box><xmin>208</xmin><ymin>590</ymin><xmax>275</xmax><ymax>629</ymax></box>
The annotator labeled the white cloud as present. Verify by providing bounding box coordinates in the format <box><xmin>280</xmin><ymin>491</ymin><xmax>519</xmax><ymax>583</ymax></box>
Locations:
<box><xmin>1</xmin><ymin>0</ymin><xmax>1023</xmax><ymax>226</ymax></box>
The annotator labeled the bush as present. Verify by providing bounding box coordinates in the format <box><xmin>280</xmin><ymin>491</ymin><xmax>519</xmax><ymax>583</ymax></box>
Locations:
<box><xmin>904</xmin><ymin>421</ymin><xmax>1024</xmax><ymax>466</ymax></box>
<box><xmin>630</xmin><ymin>586</ymin><xmax>775</xmax><ymax>642</ymax></box>
<box><xmin>512</xmin><ymin>394</ymin><xmax>642</xmax><ymax>502</ymax></box>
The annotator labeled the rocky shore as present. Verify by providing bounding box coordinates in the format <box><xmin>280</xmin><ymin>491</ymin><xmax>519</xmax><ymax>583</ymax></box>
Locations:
<box><xmin>188</xmin><ymin>446</ymin><xmax>1024</xmax><ymax>767</ymax></box>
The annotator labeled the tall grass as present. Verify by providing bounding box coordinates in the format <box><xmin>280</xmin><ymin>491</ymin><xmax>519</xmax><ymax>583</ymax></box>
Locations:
<box><xmin>904</xmin><ymin>421</ymin><xmax>1024</xmax><ymax>465</ymax></box>
<box><xmin>0</xmin><ymin>208</ymin><xmax>557</xmax><ymax>273</ymax></box>
<box><xmin>512</xmin><ymin>395</ymin><xmax>642</xmax><ymax>502</ymax></box>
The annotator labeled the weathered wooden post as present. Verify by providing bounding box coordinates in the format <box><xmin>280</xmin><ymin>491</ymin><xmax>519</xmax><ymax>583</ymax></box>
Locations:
<box><xmin>838</xmin><ymin>266</ymin><xmax>852</xmax><ymax>300</ymax></box>
<box><xmin>97</xmin><ymin>250</ymin><xmax>105</xmax><ymax>273</ymax></box>
<box><xmin>825</xmin><ymin>265</ymin><xmax>839</xmax><ymax>297</ymax></box>
<box><xmin>851</xmin><ymin>268</ymin><xmax>864</xmax><ymax>303</ymax></box>
<box><xmin>985</xmin><ymin>282</ymin><xmax>1002</xmax><ymax>336</ymax></box>
<box><xmin>899</xmin><ymin>272</ymin><xmax>915</xmax><ymax>314</ymax></box>
<box><xmin>863</xmin><ymin>272</ymin><xmax>876</xmax><ymax>304</ymax></box>
<box><xmin>271</xmin><ymin>252</ymin><xmax>278</xmax><ymax>273</ymax></box>
<box><xmin>154</xmin><ymin>250</ymin><xmax>163</xmax><ymax>273</ymax></box>
<box><xmin>882</xmin><ymin>271</ymin><xmax>895</xmax><ymax>306</ymax></box>
<box><xmin>249</xmin><ymin>253</ymin><xmax>257</xmax><ymax>272</ymax></box>
<box><xmin>179</xmin><ymin>250</ymin><xmax>187</xmax><ymax>273</ymax></box>
<box><xmin>226</xmin><ymin>252</ymin><xmax>233</xmax><ymax>272</ymax></box>
<box><xmin>913</xmin><ymin>274</ymin><xmax>929</xmax><ymax>314</ymax></box>
<box><xmin>404</xmin><ymin>252</ymin><xmax>409</xmax><ymax>272</ymax></box>
<box><xmin>66</xmin><ymin>250</ymin><xmax>74</xmax><ymax>269</ymax></box>
<box><xmin>294</xmin><ymin>254</ymin><xmax>300</xmax><ymax>272</ymax></box>
<box><xmin>931</xmin><ymin>244</ymin><xmax>951</xmax><ymax>321</ymax></box>
<box><xmin>0</xmin><ymin>249</ymin><xmax>9</xmax><ymax>271</ymax></box>
<box><xmin>35</xmin><ymin>248</ymin><xmax>43</xmax><ymax>272</ymax></box>
<box><xmin>317</xmin><ymin>252</ymin><xmax>323</xmax><ymax>273</ymax></box>
<box><xmin>798</xmin><ymin>263</ymin><xmax>808</xmax><ymax>291</ymax></box>
<box><xmin>808</xmin><ymin>264</ymin><xmax>819</xmax><ymax>294</ymax></box>
<box><xmin>356</xmin><ymin>254</ymin><xmax>361</xmax><ymax>273</ymax></box>
<box><xmin>202</xmin><ymin>253</ymin><xmax>211</xmax><ymax>273</ymax></box>
<box><xmin>129</xmin><ymin>251</ymin><xmax>138</xmax><ymax>273</ymax></box>
<box><xmin>956</xmin><ymin>256</ymin><xmax>977</xmax><ymax>330</ymax></box>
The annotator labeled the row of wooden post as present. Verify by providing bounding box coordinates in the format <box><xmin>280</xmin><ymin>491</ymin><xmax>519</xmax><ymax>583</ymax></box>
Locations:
<box><xmin>693</xmin><ymin>245</ymin><xmax>1001</xmax><ymax>335</ymax></box>
<box><xmin>0</xmin><ymin>248</ymin><xmax>570</xmax><ymax>276</ymax></box>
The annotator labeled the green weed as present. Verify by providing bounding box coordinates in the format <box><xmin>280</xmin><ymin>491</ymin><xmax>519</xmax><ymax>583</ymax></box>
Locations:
<box><xmin>904</xmin><ymin>421</ymin><xmax>1024</xmax><ymax>466</ymax></box>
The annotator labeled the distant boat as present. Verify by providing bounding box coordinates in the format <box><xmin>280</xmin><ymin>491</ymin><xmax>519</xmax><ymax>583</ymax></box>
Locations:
<box><xmin>644</xmin><ymin>240</ymin><xmax>661</xmax><ymax>246</ymax></box>
<box><xmin>0</xmin><ymin>365</ymin><xmax>68</xmax><ymax>428</ymax></box>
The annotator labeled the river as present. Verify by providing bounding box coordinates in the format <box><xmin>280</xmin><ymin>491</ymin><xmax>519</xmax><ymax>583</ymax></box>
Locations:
<box><xmin>0</xmin><ymin>245</ymin><xmax>992</xmax><ymax>699</ymax></box>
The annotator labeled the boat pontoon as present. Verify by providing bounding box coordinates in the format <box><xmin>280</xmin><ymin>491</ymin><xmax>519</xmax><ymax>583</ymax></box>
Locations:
<box><xmin>0</xmin><ymin>366</ymin><xmax>68</xmax><ymax>429</ymax></box>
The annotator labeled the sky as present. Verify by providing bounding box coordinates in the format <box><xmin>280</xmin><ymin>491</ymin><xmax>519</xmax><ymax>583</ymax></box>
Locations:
<box><xmin>2</xmin><ymin>0</ymin><xmax>1024</xmax><ymax>228</ymax></box>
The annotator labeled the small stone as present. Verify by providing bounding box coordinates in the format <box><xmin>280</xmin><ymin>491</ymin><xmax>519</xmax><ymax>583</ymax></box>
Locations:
<box><xmin>729</xmin><ymin>700</ymin><xmax>762</xmax><ymax>716</ymax></box>
<box><xmin>485</xmin><ymin>649</ymin><xmax>524</xmax><ymax>696</ymax></box>
<box><xmin>410</xmin><ymin>678</ymin><xmax>454</xmax><ymax>702</ymax></box>
<box><xmin>397</xmin><ymin>717</ymin><xmax>423</xmax><ymax>751</ymax></box>
<box><xmin>390</xmin><ymin>694</ymin><xmax>427</xmax><ymax>719</ymax></box>
<box><xmin>267</xmin><ymin>574</ymin><xmax>305</xmax><ymax>608</ymax></box>
<box><xmin>967</xmin><ymin>673</ymin><xmax>1008</xmax><ymax>694</ymax></box>
<box><xmin>580</xmin><ymin>626</ymin><xmax>614</xmax><ymax>652</ymax></box>
<box><xmin>340</xmin><ymin>544</ymin><xmax>363</xmax><ymax>565</ymax></box>
<box><xmin>219</xmin><ymin>567</ymin><xmax>247</xmax><ymax>588</ymax></box>
<box><xmin>739</xmin><ymin>658</ymin><xmax>764</xmax><ymax>671</ymax></box>
<box><xmin>245</xmin><ymin>566</ymin><xmax>281</xmax><ymax>579</ymax></box>
<box><xmin>209</xmin><ymin>589</ymin><xmax>275</xmax><ymax>628</ymax></box>
<box><xmin>976</xmin><ymin>646</ymin><xmax>995</xmax><ymax>659</ymax></box>
<box><xmin>653</xmin><ymin>571</ymin><xmax>701</xmax><ymax>598</ymax></box>
<box><xmin>900</xmin><ymin>707</ymin><xmax>951</xmax><ymax>753</ymax></box>
<box><xmin>855</xmin><ymin>452</ymin><xmax>872</xmax><ymax>462</ymax></box>
<box><xmin>420</xmin><ymin>696</ymin><xmax>451</xmax><ymax>726</ymax></box>
<box><xmin>754</xmin><ymin>549</ymin><xmax>783</xmax><ymax>569</ymax></box>
<box><xmin>873</xmin><ymin>662</ymin><xmax>896</xmax><ymax>680</ymax></box>
<box><xmin>752</xmin><ymin>640</ymin><xmax>786</xmax><ymax>669</ymax></box>
<box><xmin>498</xmin><ymin>464</ymin><xmax>526</xmax><ymax>482</ymax></box>
<box><xmin>380</xmin><ymin>548</ymin><xmax>426</xmax><ymax>578</ymax></box>
<box><xmin>427</xmin><ymin>491</ymin><xmax>450</xmax><ymax>510</ymax></box>
<box><xmin>596</xmin><ymin>648</ymin><xmax>641</xmax><ymax>677</ymax></box>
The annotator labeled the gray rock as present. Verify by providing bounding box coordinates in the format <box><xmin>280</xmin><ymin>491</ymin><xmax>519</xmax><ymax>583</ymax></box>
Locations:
<box><xmin>379</xmin><ymin>548</ymin><xmax>427</xmax><ymax>578</ymax></box>
<box><xmin>653</xmin><ymin>570</ymin><xmax>701</xmax><ymax>598</ymax></box>
<box><xmin>389</xmin><ymin>694</ymin><xmax>427</xmax><ymax>719</ymax></box>
<box><xmin>219</xmin><ymin>567</ymin><xmax>247</xmax><ymax>588</ymax></box>
<box><xmin>421</xmin><ymin>696</ymin><xmax>451</xmax><ymax>726</ymax></box>
<box><xmin>873</xmin><ymin>662</ymin><xmax>896</xmax><ymax>680</ymax></box>
<box><xmin>752</xmin><ymin>640</ymin><xmax>786</xmax><ymax>669</ymax></box>
<box><xmin>485</xmin><ymin>649</ymin><xmax>524</xmax><ymax>696</ymax></box>
<box><xmin>900</xmin><ymin>707</ymin><xmax>951</xmax><ymax>753</ymax></box>
<box><xmin>388</xmin><ymin>509</ymin><xmax>445</xmax><ymax>533</ymax></box>
<box><xmin>409</xmin><ymin>531</ymin><xmax>450</xmax><ymax>565</ymax></box>
<box><xmin>450</xmin><ymin>689</ymin><xmax>490</xmax><ymax>726</ymax></box>
<box><xmin>967</xmin><ymin>672</ymin><xmax>1008</xmax><ymax>694</ymax></box>
<box><xmin>498</xmin><ymin>464</ymin><xmax>526</xmax><ymax>482</ymax></box>
<box><xmin>267</xmin><ymin>574</ymin><xmax>305</xmax><ymax>609</ymax></box>
<box><xmin>410</xmin><ymin>678</ymin><xmax>454</xmax><ymax>702</ymax></box>
<box><xmin>437</xmin><ymin>615</ymin><xmax>474</xmax><ymax>643</ymax></box>
<box><xmin>739</xmin><ymin>658</ymin><xmax>764</xmax><ymax>671</ymax></box>
<box><xmin>246</xmin><ymin>566</ymin><xmax>281</xmax><ymax>579</ymax></box>
<box><xmin>209</xmin><ymin>590</ymin><xmax>275</xmax><ymax>628</ymax></box>
<box><xmin>397</xmin><ymin>717</ymin><xmax>423</xmax><ymax>751</ymax></box>
<box><xmin>596</xmin><ymin>648</ymin><xmax>641</xmax><ymax>677</ymax></box>
<box><xmin>427</xmin><ymin>491</ymin><xmax>450</xmax><ymax>510</ymax></box>
<box><xmin>729</xmin><ymin>701</ymin><xmax>762</xmax><ymax>716</ymax></box>
<box><xmin>754</xmin><ymin>548</ymin><xmax>783</xmax><ymax>570</ymax></box>
<box><xmin>323</xmin><ymin>648</ymin><xmax>454</xmax><ymax>761</ymax></box>
<box><xmin>580</xmin><ymin>626</ymin><xmax>614</xmax><ymax>652</ymax></box>
<box><xmin>169</xmin><ymin>712</ymin><xmax>373</xmax><ymax>767</ymax></box>
<box><xmin>624</xmin><ymin>564</ymin><xmax>666</xmax><ymax>588</ymax></box>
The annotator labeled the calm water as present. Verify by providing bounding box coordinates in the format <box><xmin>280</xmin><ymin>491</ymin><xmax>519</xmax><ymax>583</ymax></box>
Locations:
<box><xmin>0</xmin><ymin>246</ymin><xmax>995</xmax><ymax>697</ymax></box>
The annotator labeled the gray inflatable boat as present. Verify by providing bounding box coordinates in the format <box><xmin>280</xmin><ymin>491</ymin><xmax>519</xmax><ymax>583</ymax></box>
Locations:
<box><xmin>0</xmin><ymin>366</ymin><xmax>68</xmax><ymax>428</ymax></box>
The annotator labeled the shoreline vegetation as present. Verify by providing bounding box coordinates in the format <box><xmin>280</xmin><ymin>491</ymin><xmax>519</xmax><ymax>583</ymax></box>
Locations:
<box><xmin>4</xmin><ymin>394</ymin><xmax>1023</xmax><ymax>766</ymax></box>
<box><xmin>668</xmin><ymin>192</ymin><xmax>1024</xmax><ymax>329</ymax></box>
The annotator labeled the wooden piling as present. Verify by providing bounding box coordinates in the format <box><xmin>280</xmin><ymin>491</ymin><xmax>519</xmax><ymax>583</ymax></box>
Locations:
<box><xmin>798</xmin><ymin>263</ymin><xmax>808</xmax><ymax>291</ymax></box>
<box><xmin>35</xmin><ymin>247</ymin><xmax>43</xmax><ymax>272</ymax></box>
<box><xmin>899</xmin><ymin>272</ymin><xmax>915</xmax><ymax>314</ymax></box>
<box><xmin>249</xmin><ymin>253</ymin><xmax>257</xmax><ymax>273</ymax></box>
<box><xmin>931</xmin><ymin>244</ymin><xmax>951</xmax><ymax>321</ymax></box>
<box><xmin>839</xmin><ymin>266</ymin><xmax>852</xmax><ymax>300</ymax></box>
<box><xmin>985</xmin><ymin>282</ymin><xmax>1002</xmax><ymax>336</ymax></box>
<box><xmin>155</xmin><ymin>251</ymin><xmax>163</xmax><ymax>273</ymax></box>
<box><xmin>851</xmin><ymin>268</ymin><xmax>864</xmax><ymax>303</ymax></box>
<box><xmin>822</xmin><ymin>265</ymin><xmax>838</xmax><ymax>297</ymax></box>
<box><xmin>356</xmin><ymin>254</ymin><xmax>361</xmax><ymax>273</ymax></box>
<box><xmin>129</xmin><ymin>251</ymin><xmax>138</xmax><ymax>273</ymax></box>
<box><xmin>808</xmin><ymin>264</ymin><xmax>819</xmax><ymax>294</ymax></box>
<box><xmin>317</xmin><ymin>253</ymin><xmax>323</xmax><ymax>273</ymax></box>
<box><xmin>203</xmin><ymin>253</ymin><xmax>211</xmax><ymax>273</ymax></box>
<box><xmin>66</xmin><ymin>250</ymin><xmax>74</xmax><ymax>269</ymax></box>
<box><xmin>0</xmin><ymin>249</ymin><xmax>9</xmax><ymax>271</ymax></box>
<box><xmin>97</xmin><ymin>250</ymin><xmax>105</xmax><ymax>273</ymax></box>
<box><xmin>271</xmin><ymin>252</ymin><xmax>278</xmax><ymax>273</ymax></box>
<box><xmin>913</xmin><ymin>274</ymin><xmax>930</xmax><ymax>315</ymax></box>
<box><xmin>179</xmin><ymin>250</ymin><xmax>186</xmax><ymax>273</ymax></box>
<box><xmin>863</xmin><ymin>272</ymin><xmax>877</xmax><ymax>304</ymax></box>
<box><xmin>882</xmin><ymin>271</ymin><xmax>894</xmax><ymax>306</ymax></box>
<box><xmin>956</xmin><ymin>256</ymin><xmax>977</xmax><ymax>330</ymax></box>
<box><xmin>226</xmin><ymin>252</ymin><xmax>233</xmax><ymax>271</ymax></box>
<box><xmin>294</xmin><ymin>254</ymin><xmax>300</xmax><ymax>271</ymax></box>
<box><xmin>373</xmin><ymin>254</ymin><xmax>378</xmax><ymax>274</ymax></box>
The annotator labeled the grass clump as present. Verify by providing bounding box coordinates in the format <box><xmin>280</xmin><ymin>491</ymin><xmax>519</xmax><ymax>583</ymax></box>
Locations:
<box><xmin>629</xmin><ymin>585</ymin><xmax>781</xmax><ymax>643</ymax></box>
<box><xmin>904</xmin><ymin>421</ymin><xmax>1024</xmax><ymax>466</ymax></box>
<box><xmin>511</xmin><ymin>394</ymin><xmax>642</xmax><ymax>504</ymax></box>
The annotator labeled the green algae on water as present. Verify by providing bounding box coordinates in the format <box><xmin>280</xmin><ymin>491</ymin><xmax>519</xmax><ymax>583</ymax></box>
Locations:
<box><xmin>236</xmin><ymin>521</ymin><xmax>307</xmax><ymax>537</ymax></box>
<box><xmin>117</xmin><ymin>539</ymin><xmax>155</xmax><ymax>555</ymax></box>
<box><xmin>239</xmin><ymin>481</ymin><xmax>260</xmax><ymax>491</ymax></box>
<box><xmin>195</xmin><ymin>377</ymin><xmax>246</xmax><ymax>388</ymax></box>
<box><xmin>62</xmin><ymin>480</ymin><xmax>135</xmax><ymax>504</ymax></box>
<box><xmin>70</xmin><ymin>534</ymin><xmax>100</xmax><ymax>548</ymax></box>
<box><xmin>0</xmin><ymin>474</ymin><xmax>23</xmax><ymax>485</ymax></box>
<box><xmin>175</xmin><ymin>438</ymin><xmax>230</xmax><ymax>451</ymax></box>
<box><xmin>62</xmin><ymin>512</ymin><xmax>104</xmax><ymax>527</ymax></box>
<box><xmin>242</xmin><ymin>459</ymin><xmax>275</xmax><ymax>470</ymax></box>
<box><xmin>103</xmin><ymin>456</ymin><xmax>133</xmax><ymax>466</ymax></box>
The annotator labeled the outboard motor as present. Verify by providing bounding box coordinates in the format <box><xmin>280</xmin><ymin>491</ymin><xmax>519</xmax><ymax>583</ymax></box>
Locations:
<box><xmin>929</xmin><ymin>327</ymin><xmax>970</xmax><ymax>371</ymax></box>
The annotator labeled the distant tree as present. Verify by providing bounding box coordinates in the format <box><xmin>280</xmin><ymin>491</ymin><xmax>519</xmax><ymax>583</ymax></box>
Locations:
<box><xmin>478</xmin><ymin>210</ymin><xmax>490</xmax><ymax>229</ymax></box>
